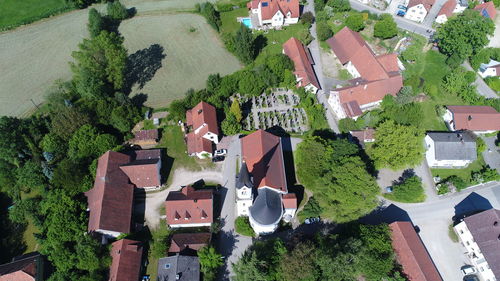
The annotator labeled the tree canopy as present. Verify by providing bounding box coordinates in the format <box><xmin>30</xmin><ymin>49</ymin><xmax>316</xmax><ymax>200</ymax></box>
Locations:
<box><xmin>374</xmin><ymin>14</ymin><xmax>398</xmax><ymax>39</ymax></box>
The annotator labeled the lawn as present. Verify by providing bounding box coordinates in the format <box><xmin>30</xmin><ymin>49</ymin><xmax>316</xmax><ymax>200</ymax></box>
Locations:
<box><xmin>220</xmin><ymin>7</ymin><xmax>248</xmax><ymax>34</ymax></box>
<box><xmin>254</xmin><ymin>23</ymin><xmax>310</xmax><ymax>64</ymax></box>
<box><xmin>431</xmin><ymin>155</ymin><xmax>486</xmax><ymax>182</ymax></box>
<box><xmin>0</xmin><ymin>0</ymin><xmax>72</xmax><ymax>31</ymax></box>
<box><xmin>485</xmin><ymin>77</ymin><xmax>500</xmax><ymax>94</ymax></box>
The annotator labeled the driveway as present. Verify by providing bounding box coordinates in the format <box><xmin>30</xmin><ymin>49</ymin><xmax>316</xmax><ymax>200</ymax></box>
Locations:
<box><xmin>487</xmin><ymin>15</ymin><xmax>500</xmax><ymax>48</ymax></box>
<box><xmin>482</xmin><ymin>136</ymin><xmax>500</xmax><ymax>173</ymax></box>
<box><xmin>462</xmin><ymin>62</ymin><xmax>498</xmax><ymax>99</ymax></box>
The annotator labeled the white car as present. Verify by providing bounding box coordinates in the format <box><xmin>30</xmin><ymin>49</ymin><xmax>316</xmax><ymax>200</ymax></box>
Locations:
<box><xmin>214</xmin><ymin>149</ymin><xmax>227</xmax><ymax>156</ymax></box>
<box><xmin>304</xmin><ymin>217</ymin><xmax>320</xmax><ymax>224</ymax></box>
<box><xmin>461</xmin><ymin>265</ymin><xmax>476</xmax><ymax>276</ymax></box>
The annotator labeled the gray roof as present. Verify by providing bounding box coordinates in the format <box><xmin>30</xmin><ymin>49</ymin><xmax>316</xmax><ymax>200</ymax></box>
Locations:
<box><xmin>427</xmin><ymin>132</ymin><xmax>477</xmax><ymax>161</ymax></box>
<box><xmin>249</xmin><ymin>188</ymin><xmax>283</xmax><ymax>226</ymax></box>
<box><xmin>157</xmin><ymin>255</ymin><xmax>200</xmax><ymax>281</ymax></box>
<box><xmin>236</xmin><ymin>162</ymin><xmax>253</xmax><ymax>189</ymax></box>
<box><xmin>464</xmin><ymin>209</ymin><xmax>500</xmax><ymax>278</ymax></box>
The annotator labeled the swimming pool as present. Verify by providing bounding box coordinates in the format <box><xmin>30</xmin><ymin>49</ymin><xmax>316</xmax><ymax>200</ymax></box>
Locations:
<box><xmin>242</xmin><ymin>18</ymin><xmax>252</xmax><ymax>28</ymax></box>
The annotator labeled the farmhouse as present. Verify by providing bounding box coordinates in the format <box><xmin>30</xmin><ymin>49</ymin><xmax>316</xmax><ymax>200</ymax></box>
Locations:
<box><xmin>158</xmin><ymin>255</ymin><xmax>200</xmax><ymax>281</ymax></box>
<box><xmin>389</xmin><ymin>221</ymin><xmax>443</xmax><ymax>281</ymax></box>
<box><xmin>132</xmin><ymin>129</ymin><xmax>159</xmax><ymax>147</ymax></box>
<box><xmin>237</xmin><ymin>130</ymin><xmax>297</xmax><ymax>235</ymax></box>
<box><xmin>454</xmin><ymin>209</ymin><xmax>500</xmax><ymax>281</ymax></box>
<box><xmin>0</xmin><ymin>252</ymin><xmax>46</xmax><ymax>281</ymax></box>
<box><xmin>478</xmin><ymin>59</ymin><xmax>500</xmax><ymax>78</ymax></box>
<box><xmin>326</xmin><ymin>27</ymin><xmax>403</xmax><ymax>119</ymax></box>
<box><xmin>443</xmin><ymin>105</ymin><xmax>500</xmax><ymax>133</ymax></box>
<box><xmin>282</xmin><ymin>37</ymin><xmax>320</xmax><ymax>93</ymax></box>
<box><xmin>247</xmin><ymin>0</ymin><xmax>300</xmax><ymax>29</ymax></box>
<box><xmin>169</xmin><ymin>232</ymin><xmax>211</xmax><ymax>254</ymax></box>
<box><xmin>404</xmin><ymin>0</ymin><xmax>436</xmax><ymax>23</ymax></box>
<box><xmin>424</xmin><ymin>132</ymin><xmax>477</xmax><ymax>168</ymax></box>
<box><xmin>474</xmin><ymin>1</ymin><xmax>497</xmax><ymax>19</ymax></box>
<box><xmin>109</xmin><ymin>239</ymin><xmax>144</xmax><ymax>281</ymax></box>
<box><xmin>165</xmin><ymin>186</ymin><xmax>213</xmax><ymax>228</ymax></box>
<box><xmin>185</xmin><ymin>101</ymin><xmax>219</xmax><ymax>159</ymax></box>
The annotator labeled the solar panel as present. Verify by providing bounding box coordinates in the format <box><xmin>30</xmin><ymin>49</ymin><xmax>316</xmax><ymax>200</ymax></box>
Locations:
<box><xmin>262</xmin><ymin>2</ymin><xmax>268</xmax><ymax>6</ymax></box>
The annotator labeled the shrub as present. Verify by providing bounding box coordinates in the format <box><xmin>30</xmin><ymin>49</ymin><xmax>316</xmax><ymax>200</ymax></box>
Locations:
<box><xmin>345</xmin><ymin>13</ymin><xmax>365</xmax><ymax>31</ymax></box>
<box><xmin>299</xmin><ymin>197</ymin><xmax>323</xmax><ymax>221</ymax></box>
<box><xmin>437</xmin><ymin>184</ymin><xmax>449</xmax><ymax>195</ymax></box>
<box><xmin>235</xmin><ymin>216</ymin><xmax>255</xmax><ymax>237</ymax></box>
<box><xmin>447</xmin><ymin>175</ymin><xmax>467</xmax><ymax>190</ymax></box>
<box><xmin>301</xmin><ymin>11</ymin><xmax>315</xmax><ymax>25</ymax></box>
<box><xmin>374</xmin><ymin>14</ymin><xmax>397</xmax><ymax>39</ymax></box>
<box><xmin>476</xmin><ymin>137</ymin><xmax>486</xmax><ymax>155</ymax></box>
<box><xmin>384</xmin><ymin>176</ymin><xmax>426</xmax><ymax>203</ymax></box>
<box><xmin>338</xmin><ymin>118</ymin><xmax>360</xmax><ymax>133</ymax></box>
<box><xmin>316</xmin><ymin>22</ymin><xmax>333</xmax><ymax>41</ymax></box>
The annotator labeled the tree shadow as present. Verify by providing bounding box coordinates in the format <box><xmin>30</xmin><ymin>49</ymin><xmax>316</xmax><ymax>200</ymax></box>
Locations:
<box><xmin>131</xmin><ymin>93</ymin><xmax>149</xmax><ymax>108</ymax></box>
<box><xmin>453</xmin><ymin>192</ymin><xmax>492</xmax><ymax>222</ymax></box>
<box><xmin>124</xmin><ymin>44</ymin><xmax>166</xmax><ymax>94</ymax></box>
<box><xmin>358</xmin><ymin>203</ymin><xmax>412</xmax><ymax>225</ymax></box>
<box><xmin>215</xmin><ymin>229</ymin><xmax>239</xmax><ymax>281</ymax></box>
<box><xmin>0</xmin><ymin>193</ymin><xmax>27</xmax><ymax>263</ymax></box>
<box><xmin>253</xmin><ymin>34</ymin><xmax>268</xmax><ymax>59</ymax></box>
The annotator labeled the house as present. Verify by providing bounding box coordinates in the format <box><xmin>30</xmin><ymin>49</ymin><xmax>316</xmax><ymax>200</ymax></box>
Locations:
<box><xmin>185</xmin><ymin>101</ymin><xmax>219</xmax><ymax>159</ymax></box>
<box><xmin>0</xmin><ymin>252</ymin><xmax>46</xmax><ymax>281</ymax></box>
<box><xmin>424</xmin><ymin>132</ymin><xmax>477</xmax><ymax>168</ymax></box>
<box><xmin>443</xmin><ymin>105</ymin><xmax>500</xmax><ymax>134</ymax></box>
<box><xmin>389</xmin><ymin>222</ymin><xmax>443</xmax><ymax>281</ymax></box>
<box><xmin>85</xmin><ymin>150</ymin><xmax>162</xmax><ymax>239</ymax></box>
<box><xmin>158</xmin><ymin>255</ymin><xmax>200</xmax><ymax>281</ymax></box>
<box><xmin>237</xmin><ymin>130</ymin><xmax>297</xmax><ymax>235</ymax></box>
<box><xmin>326</xmin><ymin>27</ymin><xmax>403</xmax><ymax>119</ymax></box>
<box><xmin>454</xmin><ymin>0</ymin><xmax>468</xmax><ymax>12</ymax></box>
<box><xmin>109</xmin><ymin>239</ymin><xmax>144</xmax><ymax>281</ymax></box>
<box><xmin>474</xmin><ymin>1</ymin><xmax>497</xmax><ymax>19</ymax></box>
<box><xmin>282</xmin><ymin>37</ymin><xmax>320</xmax><ymax>93</ymax></box>
<box><xmin>454</xmin><ymin>209</ymin><xmax>500</xmax><ymax>281</ymax></box>
<box><xmin>247</xmin><ymin>0</ymin><xmax>300</xmax><ymax>29</ymax></box>
<box><xmin>169</xmin><ymin>233</ymin><xmax>211</xmax><ymax>254</ymax></box>
<box><xmin>132</xmin><ymin>129</ymin><xmax>159</xmax><ymax>146</ymax></box>
<box><xmin>165</xmin><ymin>186</ymin><xmax>213</xmax><ymax>228</ymax></box>
<box><xmin>435</xmin><ymin>0</ymin><xmax>457</xmax><ymax>23</ymax></box>
<box><xmin>405</xmin><ymin>0</ymin><xmax>436</xmax><ymax>22</ymax></box>
<box><xmin>349</xmin><ymin>128</ymin><xmax>375</xmax><ymax>147</ymax></box>
<box><xmin>478</xmin><ymin>59</ymin><xmax>500</xmax><ymax>78</ymax></box>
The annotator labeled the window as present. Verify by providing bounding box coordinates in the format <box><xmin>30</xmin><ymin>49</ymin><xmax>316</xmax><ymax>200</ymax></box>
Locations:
<box><xmin>466</xmin><ymin>241</ymin><xmax>470</xmax><ymax>246</ymax></box>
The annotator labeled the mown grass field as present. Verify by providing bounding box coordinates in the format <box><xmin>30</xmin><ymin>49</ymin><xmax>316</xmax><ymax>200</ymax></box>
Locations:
<box><xmin>220</xmin><ymin>7</ymin><xmax>248</xmax><ymax>34</ymax></box>
<box><xmin>0</xmin><ymin>0</ymin><xmax>72</xmax><ymax>31</ymax></box>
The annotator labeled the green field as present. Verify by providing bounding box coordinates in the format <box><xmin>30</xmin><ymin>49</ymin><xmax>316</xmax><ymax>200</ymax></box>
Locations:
<box><xmin>254</xmin><ymin>23</ymin><xmax>310</xmax><ymax>63</ymax></box>
<box><xmin>0</xmin><ymin>0</ymin><xmax>72</xmax><ymax>31</ymax></box>
<box><xmin>220</xmin><ymin>7</ymin><xmax>248</xmax><ymax>34</ymax></box>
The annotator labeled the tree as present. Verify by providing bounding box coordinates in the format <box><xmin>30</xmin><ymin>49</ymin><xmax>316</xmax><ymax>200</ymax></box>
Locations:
<box><xmin>436</xmin><ymin>10</ymin><xmax>494</xmax><ymax>62</ymax></box>
<box><xmin>50</xmin><ymin>107</ymin><xmax>91</xmax><ymax>141</ymax></box>
<box><xmin>206</xmin><ymin>73</ymin><xmax>222</xmax><ymax>93</ymax></box>
<box><xmin>338</xmin><ymin>117</ymin><xmax>360</xmax><ymax>133</ymax></box>
<box><xmin>200</xmin><ymin>2</ymin><xmax>221</xmax><ymax>31</ymax></box>
<box><xmin>110</xmin><ymin>104</ymin><xmax>141</xmax><ymax>133</ymax></box>
<box><xmin>316</xmin><ymin>22</ymin><xmax>333</xmax><ymax>41</ymax></box>
<box><xmin>16</xmin><ymin>160</ymin><xmax>46</xmax><ymax>193</ymax></box>
<box><xmin>300</xmin><ymin>197</ymin><xmax>323</xmax><ymax>218</ymax></box>
<box><xmin>345</xmin><ymin>13</ymin><xmax>365</xmax><ymax>31</ymax></box>
<box><xmin>68</xmin><ymin>125</ymin><xmax>117</xmax><ymax>160</ymax></box>
<box><xmin>230</xmin><ymin>99</ymin><xmax>243</xmax><ymax>122</ymax></box>
<box><xmin>234</xmin><ymin>24</ymin><xmax>255</xmax><ymax>64</ymax></box>
<box><xmin>198</xmin><ymin>246</ymin><xmax>223</xmax><ymax>281</ymax></box>
<box><xmin>374</xmin><ymin>14</ymin><xmax>398</xmax><ymax>39</ymax></box>
<box><xmin>87</xmin><ymin>8</ymin><xmax>104</xmax><ymax>38</ymax></box>
<box><xmin>301</xmin><ymin>11</ymin><xmax>315</xmax><ymax>25</ymax></box>
<box><xmin>476</xmin><ymin>137</ymin><xmax>486</xmax><ymax>155</ymax></box>
<box><xmin>221</xmin><ymin>113</ymin><xmax>241</xmax><ymax>136</ymax></box>
<box><xmin>233</xmin><ymin>252</ymin><xmax>268</xmax><ymax>281</ymax></box>
<box><xmin>394</xmin><ymin>86</ymin><xmax>415</xmax><ymax>105</ymax></box>
<box><xmin>238</xmin><ymin>71</ymin><xmax>265</xmax><ymax>96</ymax></box>
<box><xmin>384</xmin><ymin>175</ymin><xmax>425</xmax><ymax>203</ymax></box>
<box><xmin>327</xmin><ymin>0</ymin><xmax>351</xmax><ymax>11</ymax></box>
<box><xmin>107</xmin><ymin>0</ymin><xmax>129</xmax><ymax>20</ymax></box>
<box><xmin>265</xmin><ymin>54</ymin><xmax>294</xmax><ymax>79</ymax></box>
<box><xmin>371</xmin><ymin>120</ymin><xmax>424</xmax><ymax>169</ymax></box>
<box><xmin>0</xmin><ymin>116</ymin><xmax>27</xmax><ymax>165</ymax></box>
<box><xmin>280</xmin><ymin>242</ymin><xmax>317</xmax><ymax>281</ymax></box>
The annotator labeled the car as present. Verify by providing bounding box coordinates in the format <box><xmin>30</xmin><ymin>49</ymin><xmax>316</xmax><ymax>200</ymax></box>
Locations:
<box><xmin>214</xmin><ymin>149</ymin><xmax>227</xmax><ymax>156</ymax></box>
<box><xmin>463</xmin><ymin>275</ymin><xmax>479</xmax><ymax>281</ymax></box>
<box><xmin>305</xmin><ymin>217</ymin><xmax>320</xmax><ymax>224</ymax></box>
<box><xmin>461</xmin><ymin>265</ymin><xmax>477</xmax><ymax>276</ymax></box>
<box><xmin>397</xmin><ymin>10</ymin><xmax>406</xmax><ymax>16</ymax></box>
<box><xmin>212</xmin><ymin>156</ymin><xmax>225</xmax><ymax>162</ymax></box>
<box><xmin>398</xmin><ymin>4</ymin><xmax>407</xmax><ymax>10</ymax></box>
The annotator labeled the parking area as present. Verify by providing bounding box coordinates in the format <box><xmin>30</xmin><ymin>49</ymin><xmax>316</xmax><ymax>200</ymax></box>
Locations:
<box><xmin>387</xmin><ymin>0</ymin><xmax>409</xmax><ymax>16</ymax></box>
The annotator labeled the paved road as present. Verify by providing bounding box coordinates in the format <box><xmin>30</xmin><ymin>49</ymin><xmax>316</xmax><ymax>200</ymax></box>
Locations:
<box><xmin>482</xmin><ymin>136</ymin><xmax>500</xmax><ymax>173</ymax></box>
<box><xmin>463</xmin><ymin>62</ymin><xmax>498</xmax><ymax>99</ymax></box>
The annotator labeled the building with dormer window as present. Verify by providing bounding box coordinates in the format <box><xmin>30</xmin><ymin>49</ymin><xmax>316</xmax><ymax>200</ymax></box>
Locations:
<box><xmin>165</xmin><ymin>186</ymin><xmax>213</xmax><ymax>228</ymax></box>
<box><xmin>247</xmin><ymin>0</ymin><xmax>300</xmax><ymax>28</ymax></box>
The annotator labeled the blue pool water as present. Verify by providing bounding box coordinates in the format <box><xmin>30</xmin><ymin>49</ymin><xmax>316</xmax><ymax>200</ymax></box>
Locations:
<box><xmin>242</xmin><ymin>18</ymin><xmax>252</xmax><ymax>28</ymax></box>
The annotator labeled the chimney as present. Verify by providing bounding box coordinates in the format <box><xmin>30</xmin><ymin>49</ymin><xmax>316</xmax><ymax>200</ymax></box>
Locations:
<box><xmin>363</xmin><ymin>84</ymin><xmax>367</xmax><ymax>90</ymax></box>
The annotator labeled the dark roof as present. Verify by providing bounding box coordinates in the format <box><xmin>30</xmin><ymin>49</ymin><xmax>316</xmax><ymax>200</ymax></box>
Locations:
<box><xmin>427</xmin><ymin>132</ymin><xmax>477</xmax><ymax>161</ymax></box>
<box><xmin>249</xmin><ymin>188</ymin><xmax>283</xmax><ymax>226</ymax></box>
<box><xmin>236</xmin><ymin>161</ymin><xmax>253</xmax><ymax>189</ymax></box>
<box><xmin>463</xmin><ymin>209</ymin><xmax>500</xmax><ymax>278</ymax></box>
<box><xmin>0</xmin><ymin>252</ymin><xmax>41</xmax><ymax>280</ymax></box>
<box><xmin>109</xmin><ymin>239</ymin><xmax>144</xmax><ymax>281</ymax></box>
<box><xmin>134</xmin><ymin>129</ymin><xmax>159</xmax><ymax>141</ymax></box>
<box><xmin>169</xmin><ymin>233</ymin><xmax>211</xmax><ymax>253</ymax></box>
<box><xmin>157</xmin><ymin>255</ymin><xmax>200</xmax><ymax>281</ymax></box>
<box><xmin>389</xmin><ymin>222</ymin><xmax>443</xmax><ymax>281</ymax></box>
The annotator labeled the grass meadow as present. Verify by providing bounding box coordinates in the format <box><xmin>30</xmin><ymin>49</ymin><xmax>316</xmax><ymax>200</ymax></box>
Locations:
<box><xmin>0</xmin><ymin>0</ymin><xmax>72</xmax><ymax>31</ymax></box>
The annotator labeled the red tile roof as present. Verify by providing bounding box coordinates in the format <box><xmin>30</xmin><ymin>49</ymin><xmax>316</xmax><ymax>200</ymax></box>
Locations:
<box><xmin>165</xmin><ymin>186</ymin><xmax>213</xmax><ymax>226</ymax></box>
<box><xmin>241</xmin><ymin>130</ymin><xmax>287</xmax><ymax>192</ymax></box>
<box><xmin>109</xmin><ymin>239</ymin><xmax>143</xmax><ymax>281</ymax></box>
<box><xmin>376</xmin><ymin>54</ymin><xmax>400</xmax><ymax>73</ymax></box>
<box><xmin>342</xmin><ymin>100</ymin><xmax>363</xmax><ymax>118</ymax></box>
<box><xmin>259</xmin><ymin>0</ymin><xmax>300</xmax><ymax>21</ymax></box>
<box><xmin>186</xmin><ymin>102</ymin><xmax>218</xmax><ymax>134</ymax></box>
<box><xmin>186</xmin><ymin>132</ymin><xmax>213</xmax><ymax>155</ymax></box>
<box><xmin>326</xmin><ymin>27</ymin><xmax>367</xmax><ymax>64</ymax></box>
<box><xmin>408</xmin><ymin>0</ymin><xmax>435</xmax><ymax>11</ymax></box>
<box><xmin>349</xmin><ymin>128</ymin><xmax>376</xmax><ymax>142</ymax></box>
<box><xmin>437</xmin><ymin>0</ymin><xmax>456</xmax><ymax>18</ymax></box>
<box><xmin>85</xmin><ymin>151</ymin><xmax>134</xmax><ymax>234</ymax></box>
<box><xmin>134</xmin><ymin>129</ymin><xmax>159</xmax><ymax>141</ymax></box>
<box><xmin>120</xmin><ymin>149</ymin><xmax>161</xmax><ymax>188</ymax></box>
<box><xmin>282</xmin><ymin>193</ymin><xmax>297</xmax><ymax>209</ymax></box>
<box><xmin>169</xmin><ymin>233</ymin><xmax>211</xmax><ymax>253</ymax></box>
<box><xmin>0</xmin><ymin>253</ymin><xmax>40</xmax><ymax>281</ymax></box>
<box><xmin>474</xmin><ymin>1</ymin><xmax>497</xmax><ymax>19</ymax></box>
<box><xmin>447</xmin><ymin>105</ymin><xmax>500</xmax><ymax>131</ymax></box>
<box><xmin>390</xmin><ymin>222</ymin><xmax>443</xmax><ymax>281</ymax></box>
<box><xmin>283</xmin><ymin>37</ymin><xmax>320</xmax><ymax>89</ymax></box>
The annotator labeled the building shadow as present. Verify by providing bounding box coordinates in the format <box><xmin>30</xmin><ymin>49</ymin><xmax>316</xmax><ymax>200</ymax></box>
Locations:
<box><xmin>0</xmin><ymin>193</ymin><xmax>27</xmax><ymax>263</ymax></box>
<box><xmin>359</xmin><ymin>203</ymin><xmax>412</xmax><ymax>225</ymax></box>
<box><xmin>160</xmin><ymin>149</ymin><xmax>174</xmax><ymax>185</ymax></box>
<box><xmin>453</xmin><ymin>192</ymin><xmax>493</xmax><ymax>222</ymax></box>
<box><xmin>133</xmin><ymin>188</ymin><xmax>146</xmax><ymax>228</ymax></box>
<box><xmin>215</xmin><ymin>229</ymin><xmax>239</xmax><ymax>281</ymax></box>
<box><xmin>124</xmin><ymin>44</ymin><xmax>166</xmax><ymax>94</ymax></box>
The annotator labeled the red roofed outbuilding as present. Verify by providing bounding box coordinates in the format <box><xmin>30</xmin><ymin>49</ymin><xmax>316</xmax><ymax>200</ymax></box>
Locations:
<box><xmin>109</xmin><ymin>239</ymin><xmax>144</xmax><ymax>281</ymax></box>
<box><xmin>444</xmin><ymin>105</ymin><xmax>500</xmax><ymax>133</ymax></box>
<box><xmin>282</xmin><ymin>37</ymin><xmax>320</xmax><ymax>93</ymax></box>
<box><xmin>169</xmin><ymin>233</ymin><xmax>211</xmax><ymax>254</ymax></box>
<box><xmin>132</xmin><ymin>129</ymin><xmax>159</xmax><ymax>146</ymax></box>
<box><xmin>165</xmin><ymin>186</ymin><xmax>213</xmax><ymax>228</ymax></box>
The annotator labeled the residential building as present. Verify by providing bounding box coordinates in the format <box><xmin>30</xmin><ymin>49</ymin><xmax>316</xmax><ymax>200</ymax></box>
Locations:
<box><xmin>109</xmin><ymin>239</ymin><xmax>144</xmax><ymax>281</ymax></box>
<box><xmin>158</xmin><ymin>255</ymin><xmax>200</xmax><ymax>281</ymax></box>
<box><xmin>389</xmin><ymin>222</ymin><xmax>443</xmax><ymax>281</ymax></box>
<box><xmin>132</xmin><ymin>129</ymin><xmax>159</xmax><ymax>147</ymax></box>
<box><xmin>454</xmin><ymin>209</ymin><xmax>500</xmax><ymax>281</ymax></box>
<box><xmin>424</xmin><ymin>132</ymin><xmax>477</xmax><ymax>168</ymax></box>
<box><xmin>237</xmin><ymin>130</ymin><xmax>297</xmax><ymax>235</ymax></box>
<box><xmin>165</xmin><ymin>186</ymin><xmax>213</xmax><ymax>228</ymax></box>
<box><xmin>169</xmin><ymin>233</ymin><xmax>211</xmax><ymax>254</ymax></box>
<box><xmin>121</xmin><ymin>149</ymin><xmax>162</xmax><ymax>189</ymax></box>
<box><xmin>405</xmin><ymin>0</ymin><xmax>436</xmax><ymax>22</ymax></box>
<box><xmin>478</xmin><ymin>59</ymin><xmax>500</xmax><ymax>78</ymax></box>
<box><xmin>185</xmin><ymin>101</ymin><xmax>219</xmax><ymax>159</ymax></box>
<box><xmin>443</xmin><ymin>105</ymin><xmax>500</xmax><ymax>134</ymax></box>
<box><xmin>247</xmin><ymin>0</ymin><xmax>299</xmax><ymax>28</ymax></box>
<box><xmin>282</xmin><ymin>37</ymin><xmax>320</xmax><ymax>93</ymax></box>
<box><xmin>0</xmin><ymin>252</ymin><xmax>46</xmax><ymax>281</ymax></box>
<box><xmin>326</xmin><ymin>27</ymin><xmax>403</xmax><ymax>119</ymax></box>
<box><xmin>474</xmin><ymin>1</ymin><xmax>497</xmax><ymax>19</ymax></box>
<box><xmin>435</xmin><ymin>0</ymin><xmax>457</xmax><ymax>23</ymax></box>
<box><xmin>349</xmin><ymin>128</ymin><xmax>375</xmax><ymax>147</ymax></box>
<box><xmin>454</xmin><ymin>0</ymin><xmax>468</xmax><ymax>13</ymax></box>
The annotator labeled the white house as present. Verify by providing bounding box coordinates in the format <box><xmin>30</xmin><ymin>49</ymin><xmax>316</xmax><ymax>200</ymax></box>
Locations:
<box><xmin>478</xmin><ymin>59</ymin><xmax>500</xmax><ymax>78</ymax></box>
<box><xmin>454</xmin><ymin>209</ymin><xmax>500</xmax><ymax>281</ymax></box>
<box><xmin>248</xmin><ymin>0</ymin><xmax>300</xmax><ymax>28</ymax></box>
<box><xmin>185</xmin><ymin>101</ymin><xmax>219</xmax><ymax>159</ymax></box>
<box><xmin>424</xmin><ymin>132</ymin><xmax>477</xmax><ymax>168</ymax></box>
<box><xmin>405</xmin><ymin>0</ymin><xmax>436</xmax><ymax>22</ymax></box>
